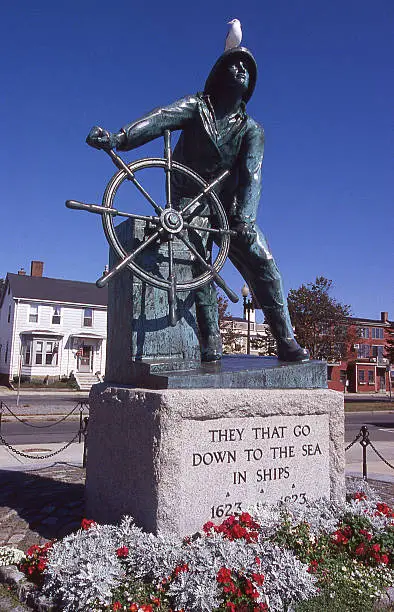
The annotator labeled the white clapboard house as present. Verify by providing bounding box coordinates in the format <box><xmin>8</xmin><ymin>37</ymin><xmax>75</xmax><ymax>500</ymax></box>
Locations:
<box><xmin>0</xmin><ymin>261</ymin><xmax>107</xmax><ymax>390</ymax></box>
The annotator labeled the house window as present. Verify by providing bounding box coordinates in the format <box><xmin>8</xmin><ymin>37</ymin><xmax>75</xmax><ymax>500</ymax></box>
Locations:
<box><xmin>52</xmin><ymin>306</ymin><xmax>61</xmax><ymax>325</ymax></box>
<box><xmin>358</xmin><ymin>370</ymin><xmax>365</xmax><ymax>384</ymax></box>
<box><xmin>7</xmin><ymin>305</ymin><xmax>11</xmax><ymax>322</ymax></box>
<box><xmin>35</xmin><ymin>341</ymin><xmax>43</xmax><ymax>364</ymax></box>
<box><xmin>372</xmin><ymin>345</ymin><xmax>384</xmax><ymax>359</ymax></box>
<box><xmin>83</xmin><ymin>308</ymin><xmax>93</xmax><ymax>327</ymax></box>
<box><xmin>360</xmin><ymin>328</ymin><xmax>369</xmax><ymax>339</ymax></box>
<box><xmin>45</xmin><ymin>341</ymin><xmax>58</xmax><ymax>365</ymax></box>
<box><xmin>32</xmin><ymin>340</ymin><xmax>58</xmax><ymax>366</ymax></box>
<box><xmin>340</xmin><ymin>370</ymin><xmax>347</xmax><ymax>383</ymax></box>
<box><xmin>23</xmin><ymin>341</ymin><xmax>31</xmax><ymax>365</ymax></box>
<box><xmin>327</xmin><ymin>366</ymin><xmax>333</xmax><ymax>381</ymax></box>
<box><xmin>368</xmin><ymin>370</ymin><xmax>374</xmax><ymax>384</ymax></box>
<box><xmin>357</xmin><ymin>344</ymin><xmax>370</xmax><ymax>359</ymax></box>
<box><xmin>371</xmin><ymin>327</ymin><xmax>384</xmax><ymax>339</ymax></box>
<box><xmin>29</xmin><ymin>304</ymin><xmax>38</xmax><ymax>323</ymax></box>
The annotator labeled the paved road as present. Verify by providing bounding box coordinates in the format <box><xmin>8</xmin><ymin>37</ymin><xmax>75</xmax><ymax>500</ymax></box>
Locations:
<box><xmin>0</xmin><ymin>411</ymin><xmax>393</xmax><ymax>445</ymax></box>
<box><xmin>0</xmin><ymin>392</ymin><xmax>89</xmax><ymax>417</ymax></box>
<box><xmin>345</xmin><ymin>411</ymin><xmax>394</xmax><ymax>443</ymax></box>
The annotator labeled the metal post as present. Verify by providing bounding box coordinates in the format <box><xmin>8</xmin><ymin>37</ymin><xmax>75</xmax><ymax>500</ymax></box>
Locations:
<box><xmin>79</xmin><ymin>404</ymin><xmax>83</xmax><ymax>444</ymax></box>
<box><xmin>360</xmin><ymin>425</ymin><xmax>370</xmax><ymax>480</ymax></box>
<box><xmin>0</xmin><ymin>402</ymin><xmax>2</xmax><ymax>441</ymax></box>
<box><xmin>82</xmin><ymin>416</ymin><xmax>89</xmax><ymax>468</ymax></box>
<box><xmin>247</xmin><ymin>306</ymin><xmax>251</xmax><ymax>355</ymax></box>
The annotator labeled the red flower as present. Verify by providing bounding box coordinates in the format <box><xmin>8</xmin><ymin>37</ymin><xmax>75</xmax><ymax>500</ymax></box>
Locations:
<box><xmin>81</xmin><ymin>518</ymin><xmax>96</xmax><ymax>530</ymax></box>
<box><xmin>240</xmin><ymin>512</ymin><xmax>252</xmax><ymax>524</ymax></box>
<box><xmin>251</xmin><ymin>572</ymin><xmax>265</xmax><ymax>586</ymax></box>
<box><xmin>372</xmin><ymin>543</ymin><xmax>381</xmax><ymax>553</ymax></box>
<box><xmin>141</xmin><ymin>606</ymin><xmax>153</xmax><ymax>612</ymax></box>
<box><xmin>203</xmin><ymin>521</ymin><xmax>215</xmax><ymax>534</ymax></box>
<box><xmin>226</xmin><ymin>604</ymin><xmax>236</xmax><ymax>612</ymax></box>
<box><xmin>112</xmin><ymin>602</ymin><xmax>122</xmax><ymax>611</ymax></box>
<box><xmin>380</xmin><ymin>553</ymin><xmax>390</xmax><ymax>565</ymax></box>
<box><xmin>308</xmin><ymin>560</ymin><xmax>319</xmax><ymax>574</ymax></box>
<box><xmin>254</xmin><ymin>556</ymin><xmax>261</xmax><ymax>566</ymax></box>
<box><xmin>245</xmin><ymin>578</ymin><xmax>259</xmax><ymax>599</ymax></box>
<box><xmin>375</xmin><ymin>503</ymin><xmax>394</xmax><ymax>517</ymax></box>
<box><xmin>359</xmin><ymin>529</ymin><xmax>372</xmax><ymax>541</ymax></box>
<box><xmin>116</xmin><ymin>546</ymin><xmax>129</xmax><ymax>558</ymax></box>
<box><xmin>129</xmin><ymin>605</ymin><xmax>138</xmax><ymax>612</ymax></box>
<box><xmin>217</xmin><ymin>567</ymin><xmax>233</xmax><ymax>584</ymax></box>
<box><xmin>355</xmin><ymin>543</ymin><xmax>366</xmax><ymax>556</ymax></box>
<box><xmin>354</xmin><ymin>491</ymin><xmax>367</xmax><ymax>501</ymax></box>
<box><xmin>173</xmin><ymin>563</ymin><xmax>189</xmax><ymax>576</ymax></box>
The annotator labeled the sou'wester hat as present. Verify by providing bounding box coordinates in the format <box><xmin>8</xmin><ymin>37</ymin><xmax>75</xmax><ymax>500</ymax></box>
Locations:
<box><xmin>204</xmin><ymin>46</ymin><xmax>257</xmax><ymax>105</ymax></box>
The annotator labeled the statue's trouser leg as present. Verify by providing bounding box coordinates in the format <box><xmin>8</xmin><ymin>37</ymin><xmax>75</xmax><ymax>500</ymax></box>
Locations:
<box><xmin>227</xmin><ymin>227</ymin><xmax>308</xmax><ymax>360</ymax></box>
<box><xmin>227</xmin><ymin>227</ymin><xmax>295</xmax><ymax>343</ymax></box>
<box><xmin>189</xmin><ymin>219</ymin><xmax>223</xmax><ymax>361</ymax></box>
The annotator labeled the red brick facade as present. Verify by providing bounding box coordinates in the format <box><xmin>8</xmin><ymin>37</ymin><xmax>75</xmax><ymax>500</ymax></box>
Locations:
<box><xmin>328</xmin><ymin>312</ymin><xmax>393</xmax><ymax>394</ymax></box>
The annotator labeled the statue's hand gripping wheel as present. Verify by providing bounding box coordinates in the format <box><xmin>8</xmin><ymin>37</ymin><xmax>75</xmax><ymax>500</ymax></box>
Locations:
<box><xmin>66</xmin><ymin>130</ymin><xmax>239</xmax><ymax>326</ymax></box>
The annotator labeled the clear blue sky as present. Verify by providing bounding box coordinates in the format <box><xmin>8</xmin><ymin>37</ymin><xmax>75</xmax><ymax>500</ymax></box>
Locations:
<box><xmin>1</xmin><ymin>0</ymin><xmax>393</xmax><ymax>321</ymax></box>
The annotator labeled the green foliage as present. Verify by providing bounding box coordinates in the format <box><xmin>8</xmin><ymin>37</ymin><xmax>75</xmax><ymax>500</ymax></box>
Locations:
<box><xmin>288</xmin><ymin>277</ymin><xmax>352</xmax><ymax>361</ymax></box>
<box><xmin>385</xmin><ymin>333</ymin><xmax>394</xmax><ymax>364</ymax></box>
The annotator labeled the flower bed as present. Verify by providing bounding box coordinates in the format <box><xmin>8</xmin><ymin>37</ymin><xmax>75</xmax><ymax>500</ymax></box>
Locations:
<box><xmin>2</xmin><ymin>478</ymin><xmax>394</xmax><ymax>612</ymax></box>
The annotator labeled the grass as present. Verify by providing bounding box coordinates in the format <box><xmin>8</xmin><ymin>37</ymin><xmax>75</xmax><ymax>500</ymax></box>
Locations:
<box><xmin>345</xmin><ymin>401</ymin><xmax>394</xmax><ymax>412</ymax></box>
<box><xmin>0</xmin><ymin>583</ymin><xmax>29</xmax><ymax>611</ymax></box>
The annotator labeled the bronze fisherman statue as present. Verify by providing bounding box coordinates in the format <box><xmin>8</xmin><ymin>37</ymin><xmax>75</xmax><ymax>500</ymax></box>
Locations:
<box><xmin>87</xmin><ymin>47</ymin><xmax>309</xmax><ymax>364</ymax></box>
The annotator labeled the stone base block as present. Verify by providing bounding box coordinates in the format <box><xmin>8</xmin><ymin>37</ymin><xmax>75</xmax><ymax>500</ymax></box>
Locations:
<box><xmin>85</xmin><ymin>384</ymin><xmax>345</xmax><ymax>536</ymax></box>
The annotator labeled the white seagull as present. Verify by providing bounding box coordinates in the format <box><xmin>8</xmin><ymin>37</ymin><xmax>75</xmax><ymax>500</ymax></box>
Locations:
<box><xmin>225</xmin><ymin>18</ymin><xmax>242</xmax><ymax>50</ymax></box>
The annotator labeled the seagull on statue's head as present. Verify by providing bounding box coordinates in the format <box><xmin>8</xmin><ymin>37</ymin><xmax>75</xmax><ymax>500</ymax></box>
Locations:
<box><xmin>225</xmin><ymin>18</ymin><xmax>242</xmax><ymax>50</ymax></box>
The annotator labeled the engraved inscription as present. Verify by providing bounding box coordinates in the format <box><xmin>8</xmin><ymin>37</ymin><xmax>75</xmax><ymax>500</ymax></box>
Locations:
<box><xmin>180</xmin><ymin>414</ymin><xmax>330</xmax><ymax>532</ymax></box>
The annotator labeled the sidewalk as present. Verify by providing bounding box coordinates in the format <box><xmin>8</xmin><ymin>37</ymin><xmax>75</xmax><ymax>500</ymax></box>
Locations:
<box><xmin>346</xmin><ymin>440</ymin><xmax>394</xmax><ymax>483</ymax></box>
<box><xmin>0</xmin><ymin>442</ymin><xmax>84</xmax><ymax>471</ymax></box>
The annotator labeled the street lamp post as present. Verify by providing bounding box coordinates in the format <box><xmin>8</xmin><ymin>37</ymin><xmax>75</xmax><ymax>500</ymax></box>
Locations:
<box><xmin>241</xmin><ymin>284</ymin><xmax>254</xmax><ymax>355</ymax></box>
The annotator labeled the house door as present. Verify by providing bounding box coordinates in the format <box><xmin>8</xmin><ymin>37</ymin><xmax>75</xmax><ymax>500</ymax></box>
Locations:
<box><xmin>379</xmin><ymin>373</ymin><xmax>386</xmax><ymax>392</ymax></box>
<box><xmin>78</xmin><ymin>346</ymin><xmax>92</xmax><ymax>372</ymax></box>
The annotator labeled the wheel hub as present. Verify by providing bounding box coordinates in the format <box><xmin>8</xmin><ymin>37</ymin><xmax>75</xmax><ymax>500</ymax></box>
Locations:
<box><xmin>160</xmin><ymin>209</ymin><xmax>184</xmax><ymax>234</ymax></box>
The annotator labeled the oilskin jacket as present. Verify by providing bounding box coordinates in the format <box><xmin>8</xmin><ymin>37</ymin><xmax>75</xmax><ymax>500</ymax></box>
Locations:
<box><xmin>115</xmin><ymin>93</ymin><xmax>265</xmax><ymax>226</ymax></box>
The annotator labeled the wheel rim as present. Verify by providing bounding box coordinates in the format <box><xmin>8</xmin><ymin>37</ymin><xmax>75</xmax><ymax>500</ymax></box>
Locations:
<box><xmin>101</xmin><ymin>157</ymin><xmax>231</xmax><ymax>292</ymax></box>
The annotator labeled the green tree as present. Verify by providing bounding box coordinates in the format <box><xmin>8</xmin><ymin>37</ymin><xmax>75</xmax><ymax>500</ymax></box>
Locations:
<box><xmin>288</xmin><ymin>277</ymin><xmax>352</xmax><ymax>361</ymax></box>
<box><xmin>385</xmin><ymin>331</ymin><xmax>394</xmax><ymax>364</ymax></box>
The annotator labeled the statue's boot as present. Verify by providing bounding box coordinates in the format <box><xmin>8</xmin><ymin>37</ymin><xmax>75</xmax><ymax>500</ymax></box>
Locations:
<box><xmin>195</xmin><ymin>284</ymin><xmax>222</xmax><ymax>362</ymax></box>
<box><xmin>252</xmin><ymin>279</ymin><xmax>310</xmax><ymax>362</ymax></box>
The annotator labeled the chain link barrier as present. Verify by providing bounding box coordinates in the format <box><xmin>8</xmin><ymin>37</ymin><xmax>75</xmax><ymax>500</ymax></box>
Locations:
<box><xmin>0</xmin><ymin>399</ymin><xmax>89</xmax><ymax>463</ymax></box>
<box><xmin>345</xmin><ymin>424</ymin><xmax>394</xmax><ymax>478</ymax></box>
<box><xmin>368</xmin><ymin>440</ymin><xmax>394</xmax><ymax>471</ymax></box>
<box><xmin>0</xmin><ymin>399</ymin><xmax>88</xmax><ymax>429</ymax></box>
<box><xmin>0</xmin><ymin>429</ymin><xmax>81</xmax><ymax>460</ymax></box>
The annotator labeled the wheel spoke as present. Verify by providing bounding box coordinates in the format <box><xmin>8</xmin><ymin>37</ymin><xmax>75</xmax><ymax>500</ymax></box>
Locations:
<box><xmin>96</xmin><ymin>229</ymin><xmax>163</xmax><ymax>287</ymax></box>
<box><xmin>164</xmin><ymin>130</ymin><xmax>172</xmax><ymax>210</ymax></box>
<box><xmin>178</xmin><ymin>234</ymin><xmax>238</xmax><ymax>303</ymax></box>
<box><xmin>106</xmin><ymin>149</ymin><xmax>164</xmax><ymax>215</ymax></box>
<box><xmin>167</xmin><ymin>239</ymin><xmax>177</xmax><ymax>326</ymax></box>
<box><xmin>183</xmin><ymin>222</ymin><xmax>236</xmax><ymax>237</ymax></box>
<box><xmin>180</xmin><ymin>170</ymin><xmax>230</xmax><ymax>219</ymax></box>
<box><xmin>66</xmin><ymin>200</ymin><xmax>160</xmax><ymax>224</ymax></box>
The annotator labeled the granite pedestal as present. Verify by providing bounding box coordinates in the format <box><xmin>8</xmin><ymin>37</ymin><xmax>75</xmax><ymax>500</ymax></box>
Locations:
<box><xmin>86</xmin><ymin>218</ymin><xmax>345</xmax><ymax>535</ymax></box>
<box><xmin>86</xmin><ymin>379</ymin><xmax>344</xmax><ymax>536</ymax></box>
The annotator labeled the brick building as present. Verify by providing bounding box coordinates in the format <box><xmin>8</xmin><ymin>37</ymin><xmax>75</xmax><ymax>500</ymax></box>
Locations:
<box><xmin>327</xmin><ymin>312</ymin><xmax>393</xmax><ymax>394</ymax></box>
